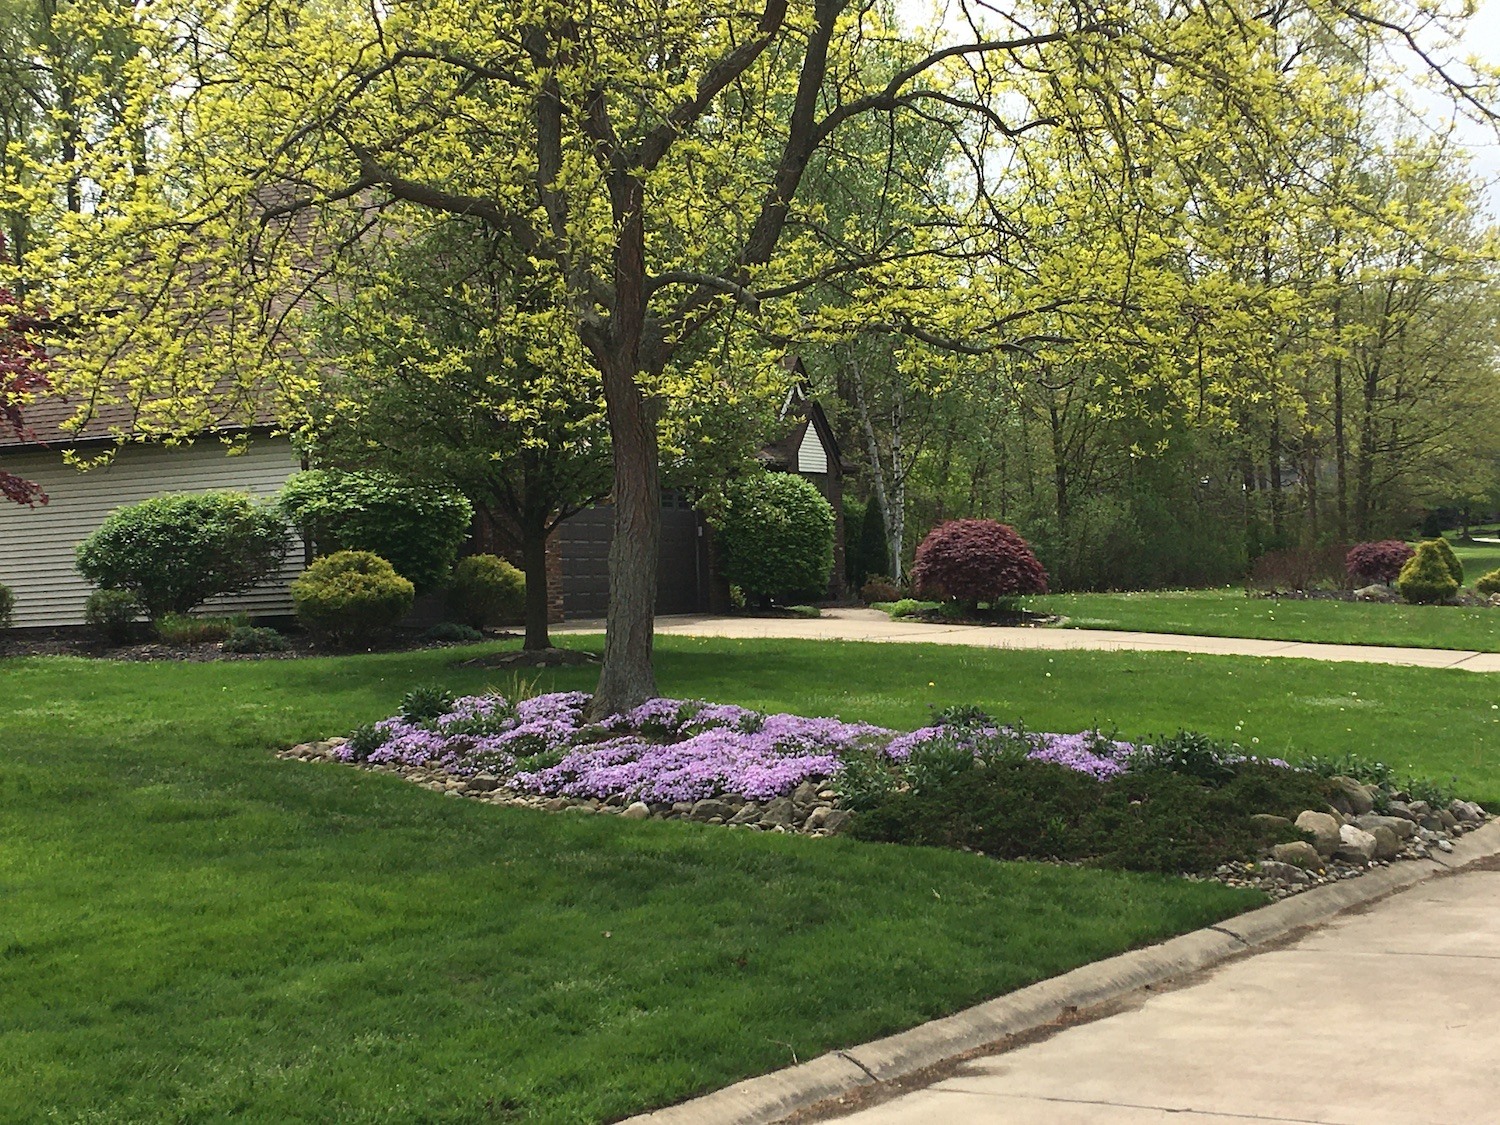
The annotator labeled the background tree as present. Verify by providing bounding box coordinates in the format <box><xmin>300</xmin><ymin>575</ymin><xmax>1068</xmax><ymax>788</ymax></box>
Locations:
<box><xmin>0</xmin><ymin>232</ymin><xmax>47</xmax><ymax>505</ymax></box>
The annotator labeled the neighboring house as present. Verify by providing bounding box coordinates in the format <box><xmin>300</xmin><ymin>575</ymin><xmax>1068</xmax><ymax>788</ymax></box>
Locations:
<box><xmin>0</xmin><ymin>396</ymin><xmax>305</xmax><ymax>628</ymax></box>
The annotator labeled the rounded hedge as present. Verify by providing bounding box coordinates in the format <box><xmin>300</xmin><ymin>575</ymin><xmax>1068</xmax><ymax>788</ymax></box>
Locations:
<box><xmin>277</xmin><ymin>470</ymin><xmax>473</xmax><ymax>592</ymax></box>
<box><xmin>1345</xmin><ymin>540</ymin><xmax>1414</xmax><ymax>586</ymax></box>
<box><xmin>75</xmin><ymin>492</ymin><xmax>289</xmax><ymax>619</ymax></box>
<box><xmin>1475</xmin><ymin>568</ymin><xmax>1500</xmax><ymax>597</ymax></box>
<box><xmin>714</xmin><ymin>473</ymin><xmax>835</xmax><ymax>605</ymax></box>
<box><xmin>291</xmin><ymin>550</ymin><xmax>415</xmax><ymax>645</ymax></box>
<box><xmin>911</xmin><ymin>519</ymin><xmax>1048</xmax><ymax>608</ymax></box>
<box><xmin>1395</xmin><ymin>541</ymin><xmax>1459</xmax><ymax>605</ymax></box>
<box><xmin>83</xmin><ymin>589</ymin><xmax>140</xmax><ymax>643</ymax></box>
<box><xmin>447</xmin><ymin>553</ymin><xmax>526</xmax><ymax>628</ymax></box>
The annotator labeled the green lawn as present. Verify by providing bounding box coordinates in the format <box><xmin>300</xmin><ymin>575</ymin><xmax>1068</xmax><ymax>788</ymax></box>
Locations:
<box><xmin>5</xmin><ymin>637</ymin><xmax>1499</xmax><ymax>1121</ymax></box>
<box><xmin>1024</xmin><ymin>544</ymin><xmax>1500</xmax><ymax>652</ymax></box>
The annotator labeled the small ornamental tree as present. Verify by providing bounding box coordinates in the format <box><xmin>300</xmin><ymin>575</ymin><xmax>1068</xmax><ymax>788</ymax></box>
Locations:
<box><xmin>1424</xmin><ymin>537</ymin><xmax>1465</xmax><ymax>587</ymax></box>
<box><xmin>912</xmin><ymin>520</ymin><xmax>1049</xmax><ymax>611</ymax></box>
<box><xmin>713</xmin><ymin>473</ymin><xmax>835</xmax><ymax>607</ymax></box>
<box><xmin>75</xmin><ymin>492</ymin><xmax>289</xmax><ymax>618</ymax></box>
<box><xmin>277</xmin><ymin>470</ymin><xmax>473</xmax><ymax>592</ymax></box>
<box><xmin>1</xmin><ymin>233</ymin><xmax>49</xmax><ymax>507</ymax></box>
<box><xmin>1395</xmin><ymin>541</ymin><xmax>1460</xmax><ymax>605</ymax></box>
<box><xmin>1346</xmin><ymin>541</ymin><xmax>1415</xmax><ymax>586</ymax></box>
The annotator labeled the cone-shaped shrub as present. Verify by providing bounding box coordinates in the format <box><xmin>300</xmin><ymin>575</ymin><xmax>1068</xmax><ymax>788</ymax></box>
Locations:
<box><xmin>1424</xmin><ymin>537</ymin><xmax>1465</xmax><ymax>586</ymax></box>
<box><xmin>1395</xmin><ymin>541</ymin><xmax>1460</xmax><ymax>605</ymax></box>
<box><xmin>912</xmin><ymin>519</ymin><xmax>1048</xmax><ymax>610</ymax></box>
<box><xmin>1346</xmin><ymin>540</ymin><xmax>1414</xmax><ymax>586</ymax></box>
<box><xmin>1476</xmin><ymin>568</ymin><xmax>1500</xmax><ymax>596</ymax></box>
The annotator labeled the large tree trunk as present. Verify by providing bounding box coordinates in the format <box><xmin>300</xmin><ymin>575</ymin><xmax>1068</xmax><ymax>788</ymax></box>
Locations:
<box><xmin>521</xmin><ymin>524</ymin><xmax>551</xmax><ymax>652</ymax></box>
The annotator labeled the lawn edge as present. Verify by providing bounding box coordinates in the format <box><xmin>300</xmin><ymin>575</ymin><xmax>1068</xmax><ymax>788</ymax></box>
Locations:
<box><xmin>623</xmin><ymin>819</ymin><xmax>1500</xmax><ymax>1125</ymax></box>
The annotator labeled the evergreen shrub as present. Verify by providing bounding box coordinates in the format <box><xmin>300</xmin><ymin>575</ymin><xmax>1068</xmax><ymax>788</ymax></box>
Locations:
<box><xmin>713</xmin><ymin>472</ymin><xmax>835</xmax><ymax>605</ymax></box>
<box><xmin>291</xmin><ymin>551</ymin><xmax>414</xmax><ymax>645</ymax></box>
<box><xmin>1345</xmin><ymin>540</ymin><xmax>1415</xmax><ymax>586</ymax></box>
<box><xmin>911</xmin><ymin>519</ymin><xmax>1048</xmax><ymax>610</ymax></box>
<box><xmin>1476</xmin><ymin>568</ymin><xmax>1500</xmax><ymax>596</ymax></box>
<box><xmin>0</xmin><ymin>581</ymin><xmax>12</xmax><ymax>628</ymax></box>
<box><xmin>83</xmin><ymin>589</ymin><xmax>140</xmax><ymax>643</ymax></box>
<box><xmin>1424</xmin><ymin>537</ymin><xmax>1465</xmax><ymax>586</ymax></box>
<box><xmin>222</xmin><ymin>625</ymin><xmax>291</xmax><ymax>653</ymax></box>
<box><xmin>278</xmin><ymin>470</ymin><xmax>473</xmax><ymax>591</ymax></box>
<box><xmin>75</xmin><ymin>492</ymin><xmax>288</xmax><ymax>619</ymax></box>
<box><xmin>447</xmin><ymin>553</ymin><xmax>525</xmax><ymax>628</ymax></box>
<box><xmin>1395</xmin><ymin>541</ymin><xmax>1460</xmax><ymax>604</ymax></box>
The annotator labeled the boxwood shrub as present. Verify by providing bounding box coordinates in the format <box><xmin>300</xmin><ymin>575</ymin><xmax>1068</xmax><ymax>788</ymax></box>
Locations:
<box><xmin>713</xmin><ymin>472</ymin><xmax>834</xmax><ymax>606</ymax></box>
<box><xmin>291</xmin><ymin>550</ymin><xmax>414</xmax><ymax>645</ymax></box>
<box><xmin>447</xmin><ymin>553</ymin><xmax>525</xmax><ymax>628</ymax></box>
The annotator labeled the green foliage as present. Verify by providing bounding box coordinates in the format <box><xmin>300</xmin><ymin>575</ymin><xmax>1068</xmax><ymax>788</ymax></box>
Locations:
<box><xmin>1395</xmin><ymin>541</ymin><xmax>1460</xmax><ymax>604</ymax></box>
<box><xmin>845</xmin><ymin>498</ymin><xmax>890</xmax><ymax>588</ymax></box>
<box><xmin>221</xmin><ymin>625</ymin><xmax>291</xmax><ymax>654</ymax></box>
<box><xmin>1130</xmin><ymin>730</ymin><xmax>1241</xmax><ymax>786</ymax></box>
<box><xmin>1476</xmin><ymin>568</ymin><xmax>1500</xmax><ymax>596</ymax></box>
<box><xmin>155</xmin><ymin>613</ymin><xmax>247</xmax><ymax>645</ymax></box>
<box><xmin>446</xmin><ymin>553</ymin><xmax>525</xmax><ymax>629</ymax></box>
<box><xmin>74</xmin><ymin>492</ymin><xmax>289</xmax><ymax>619</ymax></box>
<box><xmin>399</xmin><ymin>684</ymin><xmax>457</xmax><ymax>723</ymax></box>
<box><xmin>1424</xmin><ymin>537</ymin><xmax>1465</xmax><ymax>586</ymax></box>
<box><xmin>82</xmin><ymin>589</ymin><xmax>140</xmax><ymax>643</ymax></box>
<box><xmin>277</xmin><ymin>470</ymin><xmax>473</xmax><ymax>592</ymax></box>
<box><xmin>859</xmin><ymin>576</ymin><xmax>901</xmax><ymax>604</ymax></box>
<box><xmin>290</xmin><ymin>551</ymin><xmax>415</xmax><ymax>645</ymax></box>
<box><xmin>713</xmin><ymin>473</ymin><xmax>835</xmax><ymax>605</ymax></box>
<box><xmin>346</xmin><ymin>721</ymin><xmax>392</xmax><ymax>758</ymax></box>
<box><xmin>421</xmin><ymin>622</ymin><xmax>485</xmax><ymax>644</ymax></box>
<box><xmin>0</xmin><ymin>582</ymin><xmax>12</xmax><ymax>629</ymax></box>
<box><xmin>884</xmin><ymin>598</ymin><xmax>939</xmax><ymax>619</ymax></box>
<box><xmin>1296</xmin><ymin>750</ymin><xmax>1397</xmax><ymax>790</ymax></box>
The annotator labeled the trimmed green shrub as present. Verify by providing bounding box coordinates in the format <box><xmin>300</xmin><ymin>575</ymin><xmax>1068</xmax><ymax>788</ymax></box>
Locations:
<box><xmin>447</xmin><ymin>553</ymin><xmax>525</xmax><ymax>628</ymax></box>
<box><xmin>155</xmin><ymin>613</ymin><xmax>246</xmax><ymax>645</ymax></box>
<box><xmin>911</xmin><ymin>519</ymin><xmax>1048</xmax><ymax>610</ymax></box>
<box><xmin>0</xmin><ymin>581</ymin><xmax>12</xmax><ymax>629</ymax></box>
<box><xmin>83</xmin><ymin>589</ymin><xmax>140</xmax><ymax>643</ymax></box>
<box><xmin>1395</xmin><ymin>541</ymin><xmax>1460</xmax><ymax>604</ymax></box>
<box><xmin>421</xmin><ymin>621</ymin><xmax>484</xmax><ymax>643</ymax></box>
<box><xmin>1476</xmin><ymin>568</ymin><xmax>1500</xmax><ymax>596</ymax></box>
<box><xmin>290</xmin><ymin>550</ymin><xmax>414</xmax><ymax>645</ymax></box>
<box><xmin>1424</xmin><ymin>537</ymin><xmax>1465</xmax><ymax>586</ymax></box>
<box><xmin>713</xmin><ymin>472</ymin><xmax>835</xmax><ymax>606</ymax></box>
<box><xmin>277</xmin><ymin>470</ymin><xmax>473</xmax><ymax>592</ymax></box>
<box><xmin>222</xmin><ymin>625</ymin><xmax>291</xmax><ymax>654</ymax></box>
<box><xmin>75</xmin><ymin>492</ymin><xmax>288</xmax><ymax>619</ymax></box>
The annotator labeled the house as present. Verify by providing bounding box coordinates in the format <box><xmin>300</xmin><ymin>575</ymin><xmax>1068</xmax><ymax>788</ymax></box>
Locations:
<box><xmin>0</xmin><ymin>395</ymin><xmax>306</xmax><ymax>628</ymax></box>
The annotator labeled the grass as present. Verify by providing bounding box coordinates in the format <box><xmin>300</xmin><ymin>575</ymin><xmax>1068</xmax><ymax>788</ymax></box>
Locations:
<box><xmin>5</xmin><ymin>636</ymin><xmax>1499</xmax><ymax>1121</ymax></box>
<box><xmin>1024</xmin><ymin>544</ymin><xmax>1500</xmax><ymax>652</ymax></box>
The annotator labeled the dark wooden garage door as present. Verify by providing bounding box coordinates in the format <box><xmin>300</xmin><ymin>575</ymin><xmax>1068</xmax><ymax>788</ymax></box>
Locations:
<box><xmin>556</xmin><ymin>492</ymin><xmax>707</xmax><ymax>619</ymax></box>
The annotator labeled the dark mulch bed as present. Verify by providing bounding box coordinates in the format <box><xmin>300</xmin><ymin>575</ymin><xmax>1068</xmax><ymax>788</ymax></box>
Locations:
<box><xmin>904</xmin><ymin>608</ymin><xmax>1060</xmax><ymax>628</ymax></box>
<box><xmin>0</xmin><ymin>626</ymin><xmax>520</xmax><ymax>662</ymax></box>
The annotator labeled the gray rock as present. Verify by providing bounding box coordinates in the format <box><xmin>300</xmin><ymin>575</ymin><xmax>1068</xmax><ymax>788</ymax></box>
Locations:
<box><xmin>804</xmin><ymin>806</ymin><xmax>833</xmax><ymax>832</ymax></box>
<box><xmin>1490</xmin><ymin>592</ymin><xmax>1500</xmax><ymax>608</ymax></box>
<box><xmin>1408</xmin><ymin>800</ymin><xmax>1432</xmax><ymax>819</ymax></box>
<box><xmin>821</xmin><ymin>809</ymin><xmax>853</xmax><ymax>835</ymax></box>
<box><xmin>1255</xmin><ymin>860</ymin><xmax>1312</xmax><ymax>884</ymax></box>
<box><xmin>543</xmin><ymin>797</ymin><xmax>570</xmax><ymax>812</ymax></box>
<box><xmin>1435</xmin><ymin>837</ymin><xmax>1455</xmax><ymax>853</ymax></box>
<box><xmin>1330</xmin><ymin>776</ymin><xmax>1377</xmax><ymax>816</ymax></box>
<box><xmin>1386</xmin><ymin>801</ymin><xmax>1420</xmax><ymax>823</ymax></box>
<box><xmin>670</xmin><ymin>801</ymin><xmax>694</xmax><ymax>817</ymax></box>
<box><xmin>620</xmin><ymin>801</ymin><xmax>651</xmax><ymax>820</ymax></box>
<box><xmin>1369</xmin><ymin>825</ymin><xmax>1402</xmax><ymax>861</ymax></box>
<box><xmin>1353</xmin><ymin>813</ymin><xmax>1416</xmax><ymax>840</ymax></box>
<box><xmin>1421</xmin><ymin>815</ymin><xmax>1445</xmax><ymax>832</ymax></box>
<box><xmin>791</xmin><ymin>780</ymin><xmax>821</xmax><ymax>808</ymax></box>
<box><xmin>1335</xmin><ymin>823</ymin><xmax>1378</xmax><ymax>864</ymax></box>
<box><xmin>1295</xmin><ymin>810</ymin><xmax>1342</xmax><ymax>858</ymax></box>
<box><xmin>759</xmin><ymin>796</ymin><xmax>795</xmax><ymax>828</ymax></box>
<box><xmin>1451</xmin><ymin>799</ymin><xmax>1487</xmax><ymax>824</ymax></box>
<box><xmin>690</xmin><ymin>798</ymin><xmax>734</xmax><ymax>822</ymax></box>
<box><xmin>1272</xmin><ymin>841</ymin><xmax>1324</xmax><ymax>870</ymax></box>
<box><xmin>1354</xmin><ymin>584</ymin><xmax>1397</xmax><ymax>603</ymax></box>
<box><xmin>728</xmin><ymin>802</ymin><xmax>761</xmax><ymax>826</ymax></box>
<box><xmin>464</xmin><ymin>774</ymin><xmax>501</xmax><ymax>793</ymax></box>
<box><xmin>1249</xmin><ymin>813</ymin><xmax>1291</xmax><ymax>832</ymax></box>
<box><xmin>1437</xmin><ymin>809</ymin><xmax>1459</xmax><ymax>831</ymax></box>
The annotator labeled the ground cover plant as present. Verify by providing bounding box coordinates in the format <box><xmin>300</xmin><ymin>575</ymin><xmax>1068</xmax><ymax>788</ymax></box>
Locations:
<box><xmin>1023</xmin><ymin>588</ymin><xmax>1500</xmax><ymax>652</ymax></box>
<box><xmin>5</xmin><ymin>637</ymin><xmax>1500</xmax><ymax>1121</ymax></box>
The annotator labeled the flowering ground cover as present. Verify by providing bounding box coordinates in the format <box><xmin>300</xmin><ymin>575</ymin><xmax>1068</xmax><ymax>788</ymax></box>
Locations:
<box><xmin>4</xmin><ymin>636</ymin><xmax>1498</xmax><ymax>1121</ymax></box>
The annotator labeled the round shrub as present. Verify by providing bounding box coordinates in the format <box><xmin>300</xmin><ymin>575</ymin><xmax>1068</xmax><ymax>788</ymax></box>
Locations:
<box><xmin>447</xmin><ymin>553</ymin><xmax>525</xmax><ymax>628</ymax></box>
<box><xmin>277</xmin><ymin>470</ymin><xmax>473</xmax><ymax>592</ymax></box>
<box><xmin>75</xmin><ymin>492</ymin><xmax>288</xmax><ymax>619</ymax></box>
<box><xmin>222</xmin><ymin>625</ymin><xmax>291</xmax><ymax>654</ymax></box>
<box><xmin>1395</xmin><ymin>541</ymin><xmax>1460</xmax><ymax>605</ymax></box>
<box><xmin>0</xmin><ymin>581</ymin><xmax>12</xmax><ymax>629</ymax></box>
<box><xmin>1424</xmin><ymin>537</ymin><xmax>1465</xmax><ymax>586</ymax></box>
<box><xmin>713</xmin><ymin>473</ymin><xmax>835</xmax><ymax>605</ymax></box>
<box><xmin>291</xmin><ymin>550</ymin><xmax>415</xmax><ymax>645</ymax></box>
<box><xmin>1476</xmin><ymin>568</ymin><xmax>1500</xmax><ymax>597</ymax></box>
<box><xmin>911</xmin><ymin>519</ymin><xmax>1048</xmax><ymax>609</ymax></box>
<box><xmin>83</xmin><ymin>588</ymin><xmax>141</xmax><ymax>643</ymax></box>
<box><xmin>1346</xmin><ymin>540</ymin><xmax>1414</xmax><ymax>586</ymax></box>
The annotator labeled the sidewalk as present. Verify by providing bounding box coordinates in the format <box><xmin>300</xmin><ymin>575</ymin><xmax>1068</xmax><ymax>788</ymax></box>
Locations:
<box><xmin>822</xmin><ymin>862</ymin><xmax>1500</xmax><ymax>1124</ymax></box>
<box><xmin>556</xmin><ymin>607</ymin><xmax>1500</xmax><ymax>672</ymax></box>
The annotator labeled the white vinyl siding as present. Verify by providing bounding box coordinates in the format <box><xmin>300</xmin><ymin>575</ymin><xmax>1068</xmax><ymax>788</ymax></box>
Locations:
<box><xmin>0</xmin><ymin>438</ymin><xmax>305</xmax><ymax>628</ymax></box>
<box><xmin>796</xmin><ymin>424</ymin><xmax>828</xmax><ymax>474</ymax></box>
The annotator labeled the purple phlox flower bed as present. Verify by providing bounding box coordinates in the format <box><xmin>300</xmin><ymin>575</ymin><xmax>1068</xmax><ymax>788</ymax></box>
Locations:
<box><xmin>338</xmin><ymin>691</ymin><xmax>1284</xmax><ymax>803</ymax></box>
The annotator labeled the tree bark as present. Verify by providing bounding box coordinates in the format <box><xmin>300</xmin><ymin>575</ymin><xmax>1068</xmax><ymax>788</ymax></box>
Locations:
<box><xmin>521</xmin><ymin>524</ymin><xmax>551</xmax><ymax>651</ymax></box>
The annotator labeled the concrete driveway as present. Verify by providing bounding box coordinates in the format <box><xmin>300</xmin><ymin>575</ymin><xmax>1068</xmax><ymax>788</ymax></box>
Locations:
<box><xmin>556</xmin><ymin>608</ymin><xmax>1500</xmax><ymax>672</ymax></box>
<box><xmin>819</xmin><ymin>864</ymin><xmax>1500</xmax><ymax>1125</ymax></box>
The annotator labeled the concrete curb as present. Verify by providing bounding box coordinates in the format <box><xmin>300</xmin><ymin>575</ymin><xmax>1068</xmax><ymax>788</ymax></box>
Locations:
<box><xmin>624</xmin><ymin>819</ymin><xmax>1500</xmax><ymax>1125</ymax></box>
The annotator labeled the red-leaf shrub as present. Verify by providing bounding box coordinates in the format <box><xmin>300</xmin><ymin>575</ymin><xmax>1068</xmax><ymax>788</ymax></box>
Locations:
<box><xmin>911</xmin><ymin>519</ymin><xmax>1048</xmax><ymax>608</ymax></box>
<box><xmin>1</xmin><ymin>233</ymin><xmax>50</xmax><ymax>507</ymax></box>
<box><xmin>1346</xmin><ymin>540</ymin><xmax>1415</xmax><ymax>586</ymax></box>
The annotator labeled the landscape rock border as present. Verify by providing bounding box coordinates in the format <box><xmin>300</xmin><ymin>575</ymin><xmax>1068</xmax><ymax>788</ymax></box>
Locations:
<box><xmin>619</xmin><ymin>818</ymin><xmax>1500</xmax><ymax>1125</ymax></box>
